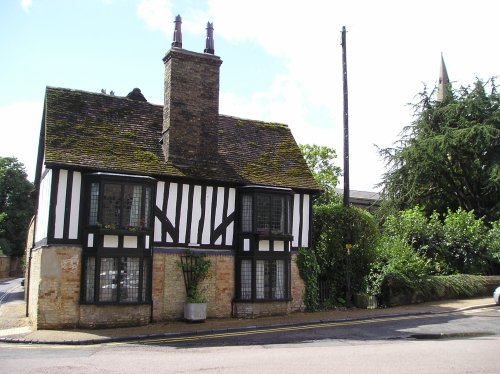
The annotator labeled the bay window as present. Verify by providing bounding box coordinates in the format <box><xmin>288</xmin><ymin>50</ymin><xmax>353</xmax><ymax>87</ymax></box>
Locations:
<box><xmin>82</xmin><ymin>174</ymin><xmax>154</xmax><ymax>305</ymax></box>
<box><xmin>237</xmin><ymin>187</ymin><xmax>293</xmax><ymax>301</ymax></box>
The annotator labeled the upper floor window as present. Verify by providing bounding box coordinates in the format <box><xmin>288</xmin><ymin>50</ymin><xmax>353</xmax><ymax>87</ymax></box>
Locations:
<box><xmin>240</xmin><ymin>189</ymin><xmax>292</xmax><ymax>236</ymax></box>
<box><xmin>88</xmin><ymin>178</ymin><xmax>152</xmax><ymax>231</ymax></box>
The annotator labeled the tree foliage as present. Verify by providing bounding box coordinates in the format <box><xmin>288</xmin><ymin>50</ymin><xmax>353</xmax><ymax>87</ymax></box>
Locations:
<box><xmin>0</xmin><ymin>157</ymin><xmax>34</xmax><ymax>256</ymax></box>
<box><xmin>299</xmin><ymin>144</ymin><xmax>342</xmax><ymax>206</ymax></box>
<box><xmin>378</xmin><ymin>78</ymin><xmax>500</xmax><ymax>222</ymax></box>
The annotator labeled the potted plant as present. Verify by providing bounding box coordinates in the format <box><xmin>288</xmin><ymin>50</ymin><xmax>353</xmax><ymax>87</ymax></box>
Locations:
<box><xmin>176</xmin><ymin>250</ymin><xmax>212</xmax><ymax>322</ymax></box>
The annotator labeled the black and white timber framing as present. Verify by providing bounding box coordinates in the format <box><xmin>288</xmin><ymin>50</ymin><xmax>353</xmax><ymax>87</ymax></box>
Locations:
<box><xmin>34</xmin><ymin>168</ymin><xmax>312</xmax><ymax>250</ymax></box>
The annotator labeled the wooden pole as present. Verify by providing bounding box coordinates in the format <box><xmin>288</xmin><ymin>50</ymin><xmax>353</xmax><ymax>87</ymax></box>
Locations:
<box><xmin>341</xmin><ymin>26</ymin><xmax>350</xmax><ymax>207</ymax></box>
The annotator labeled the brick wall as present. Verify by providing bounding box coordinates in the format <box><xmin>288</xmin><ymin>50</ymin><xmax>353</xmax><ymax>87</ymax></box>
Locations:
<box><xmin>80</xmin><ymin>305</ymin><xmax>150</xmax><ymax>328</ymax></box>
<box><xmin>152</xmin><ymin>251</ymin><xmax>234</xmax><ymax>321</ymax></box>
<box><xmin>29</xmin><ymin>245</ymin><xmax>82</xmax><ymax>329</ymax></box>
<box><xmin>162</xmin><ymin>48</ymin><xmax>222</xmax><ymax>168</ymax></box>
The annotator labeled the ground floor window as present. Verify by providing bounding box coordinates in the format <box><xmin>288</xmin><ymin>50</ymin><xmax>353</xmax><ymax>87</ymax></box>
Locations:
<box><xmin>83</xmin><ymin>256</ymin><xmax>150</xmax><ymax>304</ymax></box>
<box><xmin>239</xmin><ymin>258</ymin><xmax>289</xmax><ymax>301</ymax></box>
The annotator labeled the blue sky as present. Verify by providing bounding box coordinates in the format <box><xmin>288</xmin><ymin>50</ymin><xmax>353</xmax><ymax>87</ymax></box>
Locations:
<box><xmin>1</xmin><ymin>0</ymin><xmax>498</xmax><ymax>192</ymax></box>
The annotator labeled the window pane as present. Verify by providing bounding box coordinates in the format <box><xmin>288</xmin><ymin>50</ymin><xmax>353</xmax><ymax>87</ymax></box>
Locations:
<box><xmin>120</xmin><ymin>257</ymin><xmax>140</xmax><ymax>302</ymax></box>
<box><xmin>102</xmin><ymin>184</ymin><xmax>122</xmax><ymax>228</ymax></box>
<box><xmin>275</xmin><ymin>260</ymin><xmax>285</xmax><ymax>299</ymax></box>
<box><xmin>240</xmin><ymin>259</ymin><xmax>252</xmax><ymax>300</ymax></box>
<box><xmin>144</xmin><ymin>186</ymin><xmax>152</xmax><ymax>229</ymax></box>
<box><xmin>99</xmin><ymin>258</ymin><xmax>118</xmax><ymax>302</ymax></box>
<box><xmin>271</xmin><ymin>196</ymin><xmax>285</xmax><ymax>234</ymax></box>
<box><xmin>89</xmin><ymin>183</ymin><xmax>99</xmax><ymax>225</ymax></box>
<box><xmin>84</xmin><ymin>257</ymin><xmax>95</xmax><ymax>303</ymax></box>
<box><xmin>241</xmin><ymin>194</ymin><xmax>252</xmax><ymax>232</ymax></box>
<box><xmin>123</xmin><ymin>185</ymin><xmax>142</xmax><ymax>228</ymax></box>
<box><xmin>142</xmin><ymin>258</ymin><xmax>149</xmax><ymax>302</ymax></box>
<box><xmin>256</xmin><ymin>195</ymin><xmax>270</xmax><ymax>233</ymax></box>
<box><xmin>256</xmin><ymin>260</ymin><xmax>265</xmax><ymax>299</ymax></box>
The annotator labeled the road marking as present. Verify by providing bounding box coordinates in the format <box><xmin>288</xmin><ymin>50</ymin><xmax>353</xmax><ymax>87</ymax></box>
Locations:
<box><xmin>1</xmin><ymin>307</ymin><xmax>495</xmax><ymax>349</ymax></box>
<box><xmin>134</xmin><ymin>312</ymin><xmax>448</xmax><ymax>345</ymax></box>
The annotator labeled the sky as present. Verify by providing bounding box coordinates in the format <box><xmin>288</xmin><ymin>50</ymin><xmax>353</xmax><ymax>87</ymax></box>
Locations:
<box><xmin>0</xmin><ymin>0</ymin><xmax>498</xmax><ymax>192</ymax></box>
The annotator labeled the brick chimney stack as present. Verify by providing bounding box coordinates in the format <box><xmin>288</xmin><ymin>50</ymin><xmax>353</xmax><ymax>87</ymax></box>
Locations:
<box><xmin>162</xmin><ymin>16</ymin><xmax>222</xmax><ymax>169</ymax></box>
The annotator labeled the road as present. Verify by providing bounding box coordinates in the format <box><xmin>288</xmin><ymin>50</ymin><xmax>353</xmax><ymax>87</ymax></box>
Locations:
<box><xmin>1</xmin><ymin>304</ymin><xmax>499</xmax><ymax>373</ymax></box>
<box><xmin>0</xmin><ymin>277</ymin><xmax>24</xmax><ymax>305</ymax></box>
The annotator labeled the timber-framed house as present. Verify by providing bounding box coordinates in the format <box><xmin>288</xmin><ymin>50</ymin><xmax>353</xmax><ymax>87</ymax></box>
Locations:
<box><xmin>26</xmin><ymin>16</ymin><xmax>320</xmax><ymax>329</ymax></box>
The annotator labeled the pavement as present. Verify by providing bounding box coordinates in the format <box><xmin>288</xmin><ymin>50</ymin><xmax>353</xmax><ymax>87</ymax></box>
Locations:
<box><xmin>0</xmin><ymin>278</ymin><xmax>496</xmax><ymax>345</ymax></box>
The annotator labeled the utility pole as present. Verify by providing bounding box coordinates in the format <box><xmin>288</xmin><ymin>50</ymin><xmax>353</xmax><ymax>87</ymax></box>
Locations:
<box><xmin>341</xmin><ymin>26</ymin><xmax>350</xmax><ymax>207</ymax></box>
<box><xmin>341</xmin><ymin>26</ymin><xmax>352</xmax><ymax>308</ymax></box>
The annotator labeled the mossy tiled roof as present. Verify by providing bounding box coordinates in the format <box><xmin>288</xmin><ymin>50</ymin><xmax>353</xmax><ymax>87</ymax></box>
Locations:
<box><xmin>43</xmin><ymin>87</ymin><xmax>320</xmax><ymax>191</ymax></box>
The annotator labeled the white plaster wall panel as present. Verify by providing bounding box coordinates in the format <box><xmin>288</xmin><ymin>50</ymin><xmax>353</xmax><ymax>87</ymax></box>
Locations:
<box><xmin>301</xmin><ymin>194</ymin><xmax>310</xmax><ymax>247</ymax></box>
<box><xmin>243</xmin><ymin>238</ymin><xmax>250</xmax><ymax>251</ymax></box>
<box><xmin>213</xmin><ymin>187</ymin><xmax>225</xmax><ymax>245</ymax></box>
<box><xmin>190</xmin><ymin>185</ymin><xmax>202</xmax><ymax>244</ymax></box>
<box><xmin>178</xmin><ymin>184</ymin><xmax>190</xmax><ymax>244</ymax></box>
<box><xmin>54</xmin><ymin>169</ymin><xmax>68</xmax><ymax>239</ymax></box>
<box><xmin>103</xmin><ymin>235</ymin><xmax>118</xmax><ymax>248</ymax></box>
<box><xmin>68</xmin><ymin>171</ymin><xmax>81</xmax><ymax>239</ymax></box>
<box><xmin>259</xmin><ymin>240</ymin><xmax>270</xmax><ymax>251</ymax></box>
<box><xmin>145</xmin><ymin>235</ymin><xmax>150</xmax><ymax>249</ymax></box>
<box><xmin>87</xmin><ymin>233</ymin><xmax>94</xmax><ymax>248</ymax></box>
<box><xmin>274</xmin><ymin>241</ymin><xmax>285</xmax><ymax>251</ymax></box>
<box><xmin>165</xmin><ymin>182</ymin><xmax>177</xmax><ymax>243</ymax></box>
<box><xmin>123</xmin><ymin>236</ymin><xmax>138</xmax><ymax>248</ymax></box>
<box><xmin>201</xmin><ymin>186</ymin><xmax>213</xmax><ymax>245</ymax></box>
<box><xmin>35</xmin><ymin>168</ymin><xmax>52</xmax><ymax>242</ymax></box>
<box><xmin>225</xmin><ymin>188</ymin><xmax>236</xmax><ymax>245</ymax></box>
<box><xmin>292</xmin><ymin>194</ymin><xmax>300</xmax><ymax>247</ymax></box>
<box><xmin>226</xmin><ymin>222</ymin><xmax>234</xmax><ymax>246</ymax></box>
<box><xmin>154</xmin><ymin>181</ymin><xmax>165</xmax><ymax>242</ymax></box>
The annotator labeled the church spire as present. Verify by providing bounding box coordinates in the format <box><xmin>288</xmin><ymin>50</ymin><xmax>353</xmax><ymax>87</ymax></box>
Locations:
<box><xmin>437</xmin><ymin>53</ymin><xmax>449</xmax><ymax>102</ymax></box>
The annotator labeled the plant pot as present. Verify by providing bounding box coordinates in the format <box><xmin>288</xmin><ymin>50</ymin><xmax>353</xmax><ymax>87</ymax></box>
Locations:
<box><xmin>367</xmin><ymin>295</ymin><xmax>378</xmax><ymax>309</ymax></box>
<box><xmin>184</xmin><ymin>302</ymin><xmax>207</xmax><ymax>322</ymax></box>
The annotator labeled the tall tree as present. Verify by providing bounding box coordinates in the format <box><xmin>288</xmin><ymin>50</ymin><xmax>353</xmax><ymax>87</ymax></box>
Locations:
<box><xmin>299</xmin><ymin>144</ymin><xmax>342</xmax><ymax>206</ymax></box>
<box><xmin>378</xmin><ymin>78</ymin><xmax>500</xmax><ymax>222</ymax></box>
<box><xmin>0</xmin><ymin>157</ymin><xmax>34</xmax><ymax>256</ymax></box>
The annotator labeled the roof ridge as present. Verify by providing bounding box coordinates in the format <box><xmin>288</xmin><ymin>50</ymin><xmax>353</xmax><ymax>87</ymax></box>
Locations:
<box><xmin>219</xmin><ymin>114</ymin><xmax>289</xmax><ymax>128</ymax></box>
<box><xmin>45</xmin><ymin>86</ymin><xmax>162</xmax><ymax>108</ymax></box>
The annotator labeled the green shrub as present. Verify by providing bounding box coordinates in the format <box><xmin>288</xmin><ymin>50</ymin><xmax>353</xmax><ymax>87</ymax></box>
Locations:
<box><xmin>421</xmin><ymin>275</ymin><xmax>488</xmax><ymax>299</ymax></box>
<box><xmin>364</xmin><ymin>237</ymin><xmax>431</xmax><ymax>301</ymax></box>
<box><xmin>311</xmin><ymin>204</ymin><xmax>379</xmax><ymax>304</ymax></box>
<box><xmin>442</xmin><ymin>208</ymin><xmax>490</xmax><ymax>274</ymax></box>
<box><xmin>296</xmin><ymin>247</ymin><xmax>320</xmax><ymax>311</ymax></box>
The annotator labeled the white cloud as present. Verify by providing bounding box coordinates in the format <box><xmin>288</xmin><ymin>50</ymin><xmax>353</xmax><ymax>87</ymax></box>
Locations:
<box><xmin>21</xmin><ymin>0</ymin><xmax>32</xmax><ymax>12</ymax></box>
<box><xmin>137</xmin><ymin>0</ymin><xmax>174</xmax><ymax>36</ymax></box>
<box><xmin>0</xmin><ymin>101</ymin><xmax>42</xmax><ymax>181</ymax></box>
<box><xmin>137</xmin><ymin>0</ymin><xmax>500</xmax><ymax>191</ymax></box>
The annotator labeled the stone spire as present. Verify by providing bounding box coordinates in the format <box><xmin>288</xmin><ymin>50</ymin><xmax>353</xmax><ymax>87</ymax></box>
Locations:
<box><xmin>172</xmin><ymin>14</ymin><xmax>182</xmax><ymax>48</ymax></box>
<box><xmin>204</xmin><ymin>22</ymin><xmax>214</xmax><ymax>54</ymax></box>
<box><xmin>437</xmin><ymin>53</ymin><xmax>450</xmax><ymax>102</ymax></box>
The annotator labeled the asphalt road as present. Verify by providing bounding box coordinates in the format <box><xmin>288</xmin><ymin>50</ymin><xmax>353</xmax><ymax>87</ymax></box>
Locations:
<box><xmin>1</xmin><ymin>305</ymin><xmax>499</xmax><ymax>373</ymax></box>
<box><xmin>0</xmin><ymin>277</ymin><xmax>24</xmax><ymax>305</ymax></box>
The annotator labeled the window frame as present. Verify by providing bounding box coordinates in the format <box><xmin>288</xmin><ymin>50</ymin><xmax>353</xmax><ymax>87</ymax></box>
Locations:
<box><xmin>239</xmin><ymin>187</ymin><xmax>293</xmax><ymax>239</ymax></box>
<box><xmin>81</xmin><ymin>173</ymin><xmax>155</xmax><ymax>305</ymax></box>
<box><xmin>236</xmin><ymin>186</ymin><xmax>293</xmax><ymax>302</ymax></box>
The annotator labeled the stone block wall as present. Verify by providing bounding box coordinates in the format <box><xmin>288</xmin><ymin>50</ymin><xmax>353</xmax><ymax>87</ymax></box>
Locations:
<box><xmin>29</xmin><ymin>245</ymin><xmax>82</xmax><ymax>329</ymax></box>
<box><xmin>151</xmin><ymin>250</ymin><xmax>234</xmax><ymax>321</ymax></box>
<box><xmin>79</xmin><ymin>304</ymin><xmax>150</xmax><ymax>328</ymax></box>
<box><xmin>0</xmin><ymin>256</ymin><xmax>10</xmax><ymax>278</ymax></box>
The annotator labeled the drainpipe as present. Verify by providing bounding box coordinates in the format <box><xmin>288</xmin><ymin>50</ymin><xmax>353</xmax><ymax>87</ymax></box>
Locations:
<box><xmin>25</xmin><ymin>215</ymin><xmax>36</xmax><ymax>317</ymax></box>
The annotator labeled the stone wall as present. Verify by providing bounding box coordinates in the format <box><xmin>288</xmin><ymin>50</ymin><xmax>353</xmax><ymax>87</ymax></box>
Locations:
<box><xmin>29</xmin><ymin>246</ymin><xmax>82</xmax><ymax>329</ymax></box>
<box><xmin>0</xmin><ymin>256</ymin><xmax>9</xmax><ymax>278</ymax></box>
<box><xmin>152</xmin><ymin>250</ymin><xmax>234</xmax><ymax>321</ymax></box>
<box><xmin>79</xmin><ymin>304</ymin><xmax>150</xmax><ymax>328</ymax></box>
